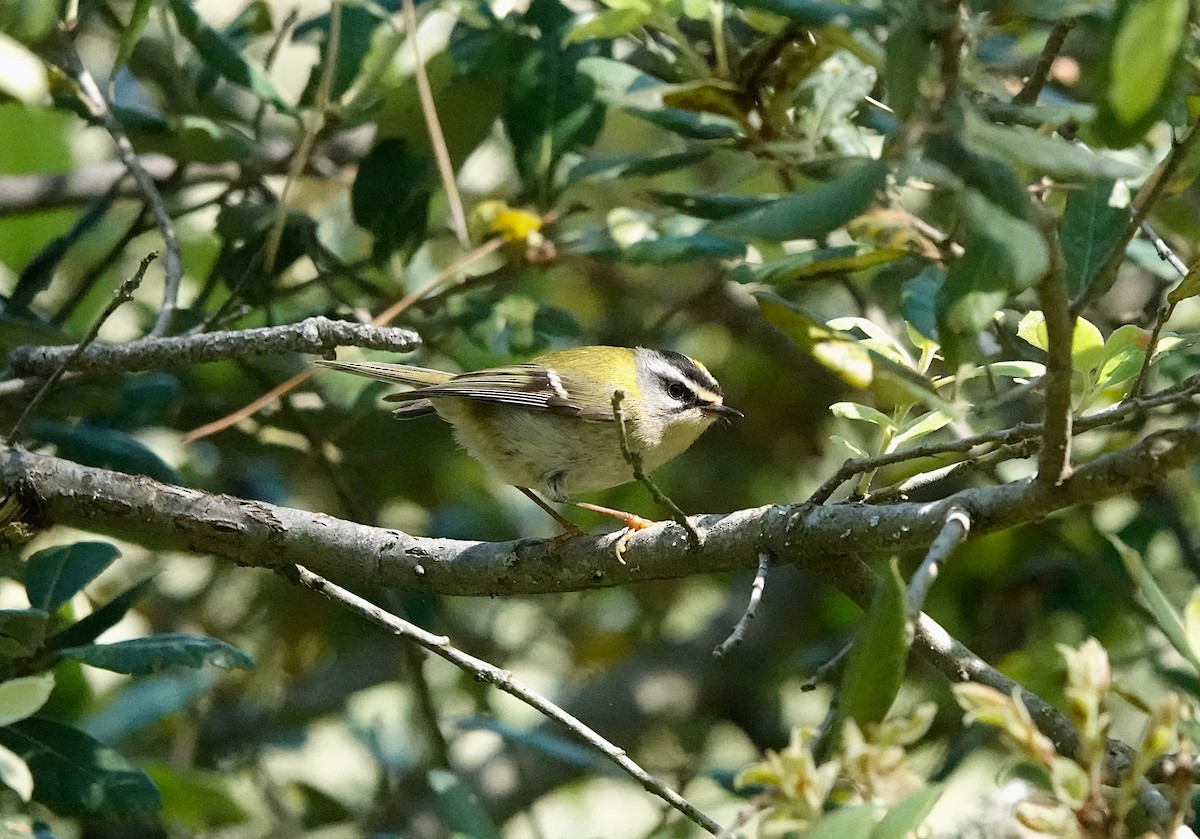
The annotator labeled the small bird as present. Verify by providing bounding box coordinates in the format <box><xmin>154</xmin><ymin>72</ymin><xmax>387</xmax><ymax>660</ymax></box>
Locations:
<box><xmin>314</xmin><ymin>346</ymin><xmax>742</xmax><ymax>559</ymax></box>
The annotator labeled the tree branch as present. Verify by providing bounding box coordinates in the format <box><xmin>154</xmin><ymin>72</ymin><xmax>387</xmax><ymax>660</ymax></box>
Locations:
<box><xmin>1036</xmin><ymin>223</ymin><xmax>1075</xmax><ymax>486</ymax></box>
<box><xmin>61</xmin><ymin>47</ymin><xmax>183</xmax><ymax>336</ymax></box>
<box><xmin>1011</xmin><ymin>18</ymin><xmax>1074</xmax><ymax>106</ymax></box>
<box><xmin>7</xmin><ymin>416</ymin><xmax>1200</xmax><ymax>596</ymax></box>
<box><xmin>6</xmin><ymin>316</ymin><xmax>420</xmax><ymax>379</ymax></box>
<box><xmin>291</xmin><ymin>564</ymin><xmax>721</xmax><ymax>834</ymax></box>
<box><xmin>906</xmin><ymin>506</ymin><xmax>970</xmax><ymax>614</ymax></box>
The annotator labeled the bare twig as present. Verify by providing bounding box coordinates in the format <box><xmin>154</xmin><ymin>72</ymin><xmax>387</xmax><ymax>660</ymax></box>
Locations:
<box><xmin>291</xmin><ymin>564</ymin><xmax>721</xmax><ymax>835</ymax></box>
<box><xmin>1073</xmin><ymin>122</ymin><xmax>1200</xmax><ymax>316</ymax></box>
<box><xmin>262</xmin><ymin>3</ymin><xmax>337</xmax><ymax>280</ymax></box>
<box><xmin>1130</xmin><ymin>304</ymin><xmax>1173</xmax><ymax>400</ymax></box>
<box><xmin>810</xmin><ymin>371</ymin><xmax>1200</xmax><ymax>503</ymax></box>
<box><xmin>8</xmin><ymin>316</ymin><xmax>419</xmax><ymax>379</ymax></box>
<box><xmin>906</xmin><ymin>507</ymin><xmax>970</xmax><ymax>614</ymax></box>
<box><xmin>611</xmin><ymin>390</ymin><xmax>701</xmax><ymax>550</ymax></box>
<box><xmin>715</xmin><ymin>801</ymin><xmax>769</xmax><ymax>839</ymax></box>
<box><xmin>866</xmin><ymin>437</ymin><xmax>1040</xmax><ymax>503</ymax></box>
<box><xmin>1035</xmin><ymin>222</ymin><xmax>1075</xmax><ymax>486</ymax></box>
<box><xmin>800</xmin><ymin>639</ymin><xmax>853</xmax><ymax>692</ymax></box>
<box><xmin>6</xmin><ymin>252</ymin><xmax>156</xmax><ymax>442</ymax></box>
<box><xmin>713</xmin><ymin>552</ymin><xmax>770</xmax><ymax>658</ymax></box>
<box><xmin>399</xmin><ymin>0</ymin><xmax>469</xmax><ymax>248</ymax></box>
<box><xmin>182</xmin><ymin>237</ymin><xmax>502</xmax><ymax>442</ymax></box>
<box><xmin>1012</xmin><ymin>18</ymin><xmax>1075</xmax><ymax>106</ymax></box>
<box><xmin>62</xmin><ymin>48</ymin><xmax>182</xmax><ymax>337</ymax></box>
<box><xmin>1140</xmin><ymin>221</ymin><xmax>1190</xmax><ymax>279</ymax></box>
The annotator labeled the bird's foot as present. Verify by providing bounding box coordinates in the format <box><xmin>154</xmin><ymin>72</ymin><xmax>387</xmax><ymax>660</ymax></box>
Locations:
<box><xmin>574</xmin><ymin>501</ymin><xmax>655</xmax><ymax>564</ymax></box>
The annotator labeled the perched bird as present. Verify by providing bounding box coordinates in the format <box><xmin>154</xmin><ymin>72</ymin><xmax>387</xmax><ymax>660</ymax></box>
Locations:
<box><xmin>314</xmin><ymin>346</ymin><xmax>741</xmax><ymax>559</ymax></box>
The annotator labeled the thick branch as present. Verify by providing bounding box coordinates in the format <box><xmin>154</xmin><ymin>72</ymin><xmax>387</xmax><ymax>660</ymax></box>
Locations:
<box><xmin>6</xmin><ymin>317</ymin><xmax>420</xmax><ymax>379</ymax></box>
<box><xmin>6</xmin><ymin>418</ymin><xmax>1200</xmax><ymax>596</ymax></box>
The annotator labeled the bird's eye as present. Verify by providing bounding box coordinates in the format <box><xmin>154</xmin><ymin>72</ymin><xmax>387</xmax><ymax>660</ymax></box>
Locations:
<box><xmin>666</xmin><ymin>382</ymin><xmax>688</xmax><ymax>401</ymax></box>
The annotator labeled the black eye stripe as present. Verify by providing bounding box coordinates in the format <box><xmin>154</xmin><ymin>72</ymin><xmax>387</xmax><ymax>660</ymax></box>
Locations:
<box><xmin>656</xmin><ymin>350</ymin><xmax>722</xmax><ymax>395</ymax></box>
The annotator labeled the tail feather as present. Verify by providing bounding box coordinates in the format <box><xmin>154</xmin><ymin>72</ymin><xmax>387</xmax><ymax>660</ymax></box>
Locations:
<box><xmin>312</xmin><ymin>359</ymin><xmax>454</xmax><ymax>387</ymax></box>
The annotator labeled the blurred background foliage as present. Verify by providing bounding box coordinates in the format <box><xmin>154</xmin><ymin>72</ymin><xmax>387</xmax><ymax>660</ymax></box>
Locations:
<box><xmin>2</xmin><ymin>0</ymin><xmax>1200</xmax><ymax>835</ymax></box>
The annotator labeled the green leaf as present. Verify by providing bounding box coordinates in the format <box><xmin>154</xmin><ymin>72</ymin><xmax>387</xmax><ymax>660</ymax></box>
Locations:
<box><xmin>25</xmin><ymin>542</ymin><xmax>121</xmax><ymax>613</ymax></box>
<box><xmin>1094</xmin><ymin>0</ymin><xmax>1188</xmax><ymax>146</ymax></box>
<box><xmin>45</xmin><ymin>579</ymin><xmax>153</xmax><ymax>652</ymax></box>
<box><xmin>838</xmin><ymin>558</ymin><xmax>911</xmax><ymax>728</ymax></box>
<box><xmin>0</xmin><ymin>717</ymin><xmax>161</xmax><ymax>820</ymax></box>
<box><xmin>84</xmin><ymin>671</ymin><xmax>216</xmax><ymax>743</ymax></box>
<box><xmin>114</xmin><ymin>0</ymin><xmax>155</xmax><ymax>75</ymax></box>
<box><xmin>884</xmin><ymin>0</ymin><xmax>928</xmax><ymax>122</ymax></box>
<box><xmin>1110</xmin><ymin>535</ymin><xmax>1200</xmax><ymax>672</ymax></box>
<box><xmin>627</xmin><ymin>105</ymin><xmax>740</xmax><ymax>140</ymax></box>
<box><xmin>1183</xmin><ymin>589</ymin><xmax>1200</xmax><ymax>669</ymax></box>
<box><xmin>800</xmin><ymin>804</ymin><xmax>879</xmax><ymax>839</ymax></box>
<box><xmin>0</xmin><ymin>610</ymin><xmax>49</xmax><ymax>660</ymax></box>
<box><xmin>564</xmin><ymin>7</ymin><xmax>649</xmax><ymax>43</ymax></box>
<box><xmin>1016</xmin><ymin>312</ymin><xmax>1106</xmax><ymax>373</ymax></box>
<box><xmin>459</xmin><ymin>717</ymin><xmax>611</xmax><ymax>771</ymax></box>
<box><xmin>351</xmin><ymin>138</ymin><xmax>436</xmax><ymax>263</ymax></box>
<box><xmin>728</xmin><ymin>0</ymin><xmax>885</xmax><ymax>28</ymax></box>
<box><xmin>605</xmin><ymin>233</ymin><xmax>746</xmax><ymax>264</ymax></box>
<box><xmin>1167</xmin><ymin>262</ymin><xmax>1200</xmax><ymax>306</ymax></box>
<box><xmin>713</xmin><ymin>159</ymin><xmax>887</xmax><ymax>242</ymax></box>
<box><xmin>1060</xmin><ymin>180</ymin><xmax>1127</xmax><ymax>298</ymax></box>
<box><xmin>869</xmin><ymin>785</ymin><xmax>942</xmax><ymax>839</ymax></box>
<box><xmin>893</xmin><ymin>411</ymin><xmax>951</xmax><ymax>446</ymax></box>
<box><xmin>831</xmin><ymin>402</ymin><xmax>895</xmax><ymax>429</ymax></box>
<box><xmin>166</xmin><ymin>0</ymin><xmax>292</xmax><ymax>113</ymax></box>
<box><xmin>0</xmin><ymin>674</ymin><xmax>55</xmax><ymax>728</ymax></box>
<box><xmin>964</xmin><ymin>110</ymin><xmax>1139</xmax><ymax>180</ymax></box>
<box><xmin>901</xmin><ymin>267</ymin><xmax>943</xmax><ymax>342</ymax></box>
<box><xmin>427</xmin><ymin>769</ymin><xmax>502</xmax><ymax>839</ymax></box>
<box><xmin>1049</xmin><ymin>756</ymin><xmax>1089</xmax><ymax>809</ymax></box>
<box><xmin>652</xmin><ymin>191</ymin><xmax>771</xmax><ymax>220</ymax></box>
<box><xmin>0</xmin><ymin>742</ymin><xmax>33</xmax><ymax>802</ymax></box>
<box><xmin>568</xmin><ymin>149</ymin><xmax>711</xmax><ymax>182</ymax></box>
<box><xmin>60</xmin><ymin>634</ymin><xmax>253</xmax><ymax>675</ymax></box>
<box><xmin>144</xmin><ymin>764</ymin><xmax>247</xmax><ymax>830</ymax></box>
<box><xmin>27</xmin><ymin>421</ymin><xmax>182</xmax><ymax>485</ymax></box>
<box><xmin>729</xmin><ymin>245</ymin><xmax>907</xmax><ymax>284</ymax></box>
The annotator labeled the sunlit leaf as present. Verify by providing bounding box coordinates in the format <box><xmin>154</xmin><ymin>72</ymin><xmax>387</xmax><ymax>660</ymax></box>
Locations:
<box><xmin>1093</xmin><ymin>0</ymin><xmax>1188</xmax><ymax>146</ymax></box>
<box><xmin>892</xmin><ymin>411</ymin><xmax>951</xmax><ymax>446</ymax></box>
<box><xmin>728</xmin><ymin>0</ymin><xmax>885</xmax><ymax>27</ymax></box>
<box><xmin>0</xmin><ymin>742</ymin><xmax>32</xmax><ymax>802</ymax></box>
<box><xmin>1110</xmin><ymin>534</ymin><xmax>1200</xmax><ymax>672</ymax></box>
<box><xmin>0</xmin><ymin>674</ymin><xmax>55</xmax><ymax>728</ymax></box>
<box><xmin>830</xmin><ymin>402</ymin><xmax>896</xmax><ymax>429</ymax></box>
<box><xmin>729</xmin><ymin>246</ymin><xmax>907</xmax><ymax>284</ymax></box>
<box><xmin>869</xmin><ymin>785</ymin><xmax>942</xmax><ymax>839</ymax></box>
<box><xmin>964</xmin><ymin>110</ymin><xmax>1139</xmax><ymax>180</ymax></box>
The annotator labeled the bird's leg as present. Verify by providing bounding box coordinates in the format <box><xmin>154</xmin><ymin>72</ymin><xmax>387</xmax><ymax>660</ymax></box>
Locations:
<box><xmin>573</xmin><ymin>501</ymin><xmax>655</xmax><ymax>564</ymax></box>
<box><xmin>518</xmin><ymin>487</ymin><xmax>585</xmax><ymax>539</ymax></box>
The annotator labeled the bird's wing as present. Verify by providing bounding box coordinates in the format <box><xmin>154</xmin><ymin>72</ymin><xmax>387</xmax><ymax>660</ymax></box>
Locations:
<box><xmin>383</xmin><ymin>364</ymin><xmax>615</xmax><ymax>421</ymax></box>
<box><xmin>312</xmin><ymin>359</ymin><xmax>455</xmax><ymax>387</ymax></box>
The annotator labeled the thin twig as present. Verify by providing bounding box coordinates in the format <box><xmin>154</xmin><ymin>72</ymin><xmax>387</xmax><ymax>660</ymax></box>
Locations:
<box><xmin>1012</xmin><ymin>18</ymin><xmax>1075</xmax><ymax>106</ymax></box>
<box><xmin>404</xmin><ymin>645</ymin><xmax>453</xmax><ymax>769</ymax></box>
<box><xmin>1072</xmin><ymin>122</ymin><xmax>1200</xmax><ymax>316</ymax></box>
<box><xmin>291</xmin><ymin>564</ymin><xmax>721</xmax><ymax>835</ymax></box>
<box><xmin>611</xmin><ymin>390</ymin><xmax>700</xmax><ymax>550</ymax></box>
<box><xmin>866</xmin><ymin>437</ymin><xmax>1040</xmax><ymax>503</ymax></box>
<box><xmin>1035</xmin><ymin>215</ymin><xmax>1075</xmax><ymax>486</ymax></box>
<box><xmin>809</xmin><ymin>371</ymin><xmax>1200</xmax><ymax>503</ymax></box>
<box><xmin>906</xmin><ymin>507</ymin><xmax>970</xmax><ymax>614</ymax></box>
<box><xmin>1140</xmin><ymin>221</ymin><xmax>1190</xmax><ymax>278</ymax></box>
<box><xmin>713</xmin><ymin>552</ymin><xmax>770</xmax><ymax>658</ymax></box>
<box><xmin>715</xmin><ymin>801</ymin><xmax>769</xmax><ymax>839</ymax></box>
<box><xmin>399</xmin><ymin>0</ymin><xmax>469</xmax><ymax>248</ymax></box>
<box><xmin>800</xmin><ymin>639</ymin><xmax>854</xmax><ymax>692</ymax></box>
<box><xmin>1130</xmin><ymin>304</ymin><xmax>1173</xmax><ymax>400</ymax></box>
<box><xmin>8</xmin><ymin>316</ymin><xmax>420</xmax><ymax>378</ymax></box>
<box><xmin>181</xmin><ymin>237</ymin><xmax>502</xmax><ymax>442</ymax></box>
<box><xmin>262</xmin><ymin>2</ymin><xmax>338</xmax><ymax>278</ymax></box>
<box><xmin>62</xmin><ymin>48</ymin><xmax>181</xmax><ymax>337</ymax></box>
<box><xmin>6</xmin><ymin>252</ymin><xmax>156</xmax><ymax>442</ymax></box>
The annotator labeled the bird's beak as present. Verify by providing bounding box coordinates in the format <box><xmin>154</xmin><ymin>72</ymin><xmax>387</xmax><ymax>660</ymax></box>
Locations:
<box><xmin>701</xmin><ymin>403</ymin><xmax>744</xmax><ymax>420</ymax></box>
